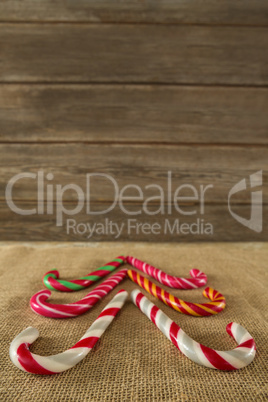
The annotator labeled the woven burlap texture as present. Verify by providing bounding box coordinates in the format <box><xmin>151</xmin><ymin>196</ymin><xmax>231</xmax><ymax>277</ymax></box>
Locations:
<box><xmin>0</xmin><ymin>242</ymin><xmax>267</xmax><ymax>401</ymax></box>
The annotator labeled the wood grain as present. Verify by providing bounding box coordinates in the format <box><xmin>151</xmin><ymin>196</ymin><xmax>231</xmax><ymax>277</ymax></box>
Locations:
<box><xmin>0</xmin><ymin>24</ymin><xmax>267</xmax><ymax>85</ymax></box>
<box><xmin>0</xmin><ymin>1</ymin><xmax>268</xmax><ymax>25</ymax></box>
<box><xmin>1</xmin><ymin>84</ymin><xmax>267</xmax><ymax>144</ymax></box>
<box><xmin>0</xmin><ymin>201</ymin><xmax>266</xmax><ymax>241</ymax></box>
<box><xmin>1</xmin><ymin>143</ymin><xmax>267</xmax><ymax>202</ymax></box>
<box><xmin>0</xmin><ymin>4</ymin><xmax>266</xmax><ymax>242</ymax></box>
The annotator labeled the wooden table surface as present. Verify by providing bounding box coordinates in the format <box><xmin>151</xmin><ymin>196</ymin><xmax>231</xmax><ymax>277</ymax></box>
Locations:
<box><xmin>0</xmin><ymin>2</ymin><xmax>267</xmax><ymax>242</ymax></box>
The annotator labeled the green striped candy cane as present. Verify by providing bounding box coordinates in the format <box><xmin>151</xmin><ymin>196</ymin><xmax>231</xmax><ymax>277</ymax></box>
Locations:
<box><xmin>42</xmin><ymin>256</ymin><xmax>126</xmax><ymax>292</ymax></box>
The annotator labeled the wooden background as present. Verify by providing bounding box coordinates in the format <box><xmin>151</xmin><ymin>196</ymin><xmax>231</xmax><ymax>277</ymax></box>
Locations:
<box><xmin>0</xmin><ymin>1</ymin><xmax>267</xmax><ymax>241</ymax></box>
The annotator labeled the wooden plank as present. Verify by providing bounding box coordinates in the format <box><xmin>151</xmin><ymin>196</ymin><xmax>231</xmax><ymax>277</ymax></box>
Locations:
<box><xmin>1</xmin><ymin>84</ymin><xmax>267</xmax><ymax>144</ymax></box>
<box><xmin>1</xmin><ymin>144</ymin><xmax>267</xmax><ymax>202</ymax></box>
<box><xmin>0</xmin><ymin>201</ymin><xmax>266</xmax><ymax>241</ymax></box>
<box><xmin>0</xmin><ymin>24</ymin><xmax>267</xmax><ymax>85</ymax></box>
<box><xmin>0</xmin><ymin>1</ymin><xmax>267</xmax><ymax>25</ymax></box>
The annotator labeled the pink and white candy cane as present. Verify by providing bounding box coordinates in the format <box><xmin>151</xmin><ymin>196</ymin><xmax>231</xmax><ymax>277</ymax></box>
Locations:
<box><xmin>126</xmin><ymin>256</ymin><xmax>207</xmax><ymax>289</ymax></box>
<box><xmin>30</xmin><ymin>270</ymin><xmax>128</xmax><ymax>318</ymax></box>
<box><xmin>131</xmin><ymin>290</ymin><xmax>256</xmax><ymax>370</ymax></box>
<box><xmin>9</xmin><ymin>290</ymin><xmax>127</xmax><ymax>375</ymax></box>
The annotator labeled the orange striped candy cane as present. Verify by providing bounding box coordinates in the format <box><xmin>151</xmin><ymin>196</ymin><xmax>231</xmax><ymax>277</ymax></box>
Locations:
<box><xmin>128</xmin><ymin>269</ymin><xmax>226</xmax><ymax>316</ymax></box>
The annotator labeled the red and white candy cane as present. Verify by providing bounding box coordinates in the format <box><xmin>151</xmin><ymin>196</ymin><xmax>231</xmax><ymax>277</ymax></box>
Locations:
<box><xmin>126</xmin><ymin>256</ymin><xmax>207</xmax><ymax>289</ymax></box>
<box><xmin>131</xmin><ymin>290</ymin><xmax>256</xmax><ymax>370</ymax></box>
<box><xmin>10</xmin><ymin>290</ymin><xmax>127</xmax><ymax>375</ymax></box>
<box><xmin>30</xmin><ymin>270</ymin><xmax>128</xmax><ymax>318</ymax></box>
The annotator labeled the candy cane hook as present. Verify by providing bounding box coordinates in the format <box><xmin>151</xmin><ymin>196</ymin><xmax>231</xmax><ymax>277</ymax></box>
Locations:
<box><xmin>126</xmin><ymin>256</ymin><xmax>207</xmax><ymax>289</ymax></box>
<box><xmin>10</xmin><ymin>290</ymin><xmax>127</xmax><ymax>375</ymax></box>
<box><xmin>131</xmin><ymin>290</ymin><xmax>256</xmax><ymax>370</ymax></box>
<box><xmin>128</xmin><ymin>270</ymin><xmax>225</xmax><ymax>316</ymax></box>
<box><xmin>43</xmin><ymin>256</ymin><xmax>126</xmax><ymax>292</ymax></box>
<box><xmin>31</xmin><ymin>270</ymin><xmax>128</xmax><ymax>318</ymax></box>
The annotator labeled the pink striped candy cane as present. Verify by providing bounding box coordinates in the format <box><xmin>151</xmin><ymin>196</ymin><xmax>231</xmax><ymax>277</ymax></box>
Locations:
<box><xmin>10</xmin><ymin>290</ymin><xmax>127</xmax><ymax>375</ymax></box>
<box><xmin>131</xmin><ymin>290</ymin><xmax>256</xmax><ymax>370</ymax></box>
<box><xmin>30</xmin><ymin>270</ymin><xmax>128</xmax><ymax>318</ymax></box>
<box><xmin>126</xmin><ymin>256</ymin><xmax>207</xmax><ymax>289</ymax></box>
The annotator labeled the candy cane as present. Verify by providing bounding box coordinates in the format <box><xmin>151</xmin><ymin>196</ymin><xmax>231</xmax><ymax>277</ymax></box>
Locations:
<box><xmin>126</xmin><ymin>256</ymin><xmax>207</xmax><ymax>289</ymax></box>
<box><xmin>10</xmin><ymin>290</ymin><xmax>127</xmax><ymax>375</ymax></box>
<box><xmin>43</xmin><ymin>256</ymin><xmax>126</xmax><ymax>292</ymax></box>
<box><xmin>131</xmin><ymin>290</ymin><xmax>256</xmax><ymax>370</ymax></box>
<box><xmin>31</xmin><ymin>270</ymin><xmax>128</xmax><ymax>318</ymax></box>
<box><xmin>128</xmin><ymin>270</ymin><xmax>225</xmax><ymax>316</ymax></box>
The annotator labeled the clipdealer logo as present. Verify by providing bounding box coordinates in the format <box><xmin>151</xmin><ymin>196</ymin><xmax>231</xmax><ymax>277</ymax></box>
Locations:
<box><xmin>5</xmin><ymin>171</ymin><xmax>214</xmax><ymax>237</ymax></box>
<box><xmin>5</xmin><ymin>170</ymin><xmax>263</xmax><ymax>237</ymax></box>
<box><xmin>228</xmin><ymin>170</ymin><xmax>263</xmax><ymax>233</ymax></box>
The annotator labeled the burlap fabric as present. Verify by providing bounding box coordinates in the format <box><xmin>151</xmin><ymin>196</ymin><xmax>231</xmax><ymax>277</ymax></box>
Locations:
<box><xmin>0</xmin><ymin>242</ymin><xmax>267</xmax><ymax>401</ymax></box>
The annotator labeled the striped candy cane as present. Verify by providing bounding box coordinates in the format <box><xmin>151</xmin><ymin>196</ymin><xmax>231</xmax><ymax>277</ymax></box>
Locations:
<box><xmin>10</xmin><ymin>290</ymin><xmax>127</xmax><ymax>375</ymax></box>
<box><xmin>31</xmin><ymin>270</ymin><xmax>128</xmax><ymax>318</ymax></box>
<box><xmin>126</xmin><ymin>256</ymin><xmax>207</xmax><ymax>289</ymax></box>
<box><xmin>131</xmin><ymin>290</ymin><xmax>256</xmax><ymax>370</ymax></box>
<box><xmin>128</xmin><ymin>270</ymin><xmax>225</xmax><ymax>316</ymax></box>
<box><xmin>43</xmin><ymin>256</ymin><xmax>126</xmax><ymax>292</ymax></box>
